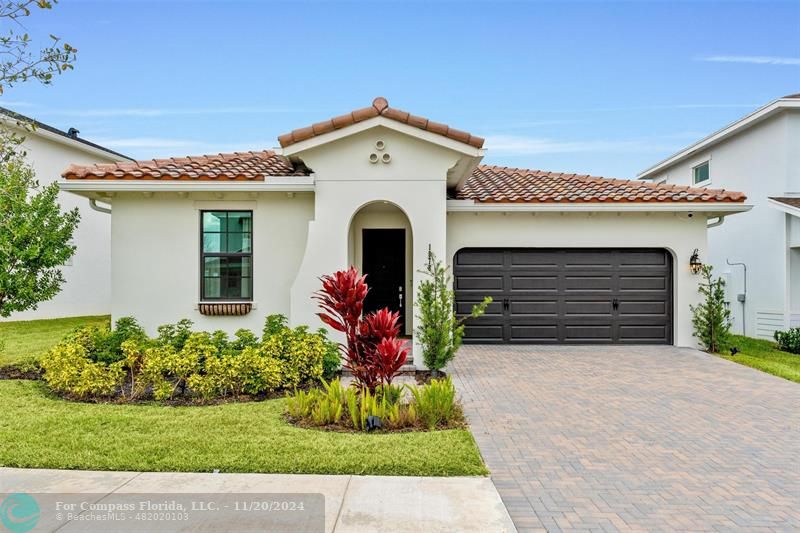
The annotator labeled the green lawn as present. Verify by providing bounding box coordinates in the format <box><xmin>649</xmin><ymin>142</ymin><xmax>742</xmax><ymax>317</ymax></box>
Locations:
<box><xmin>0</xmin><ymin>315</ymin><xmax>110</xmax><ymax>367</ymax></box>
<box><xmin>720</xmin><ymin>335</ymin><xmax>800</xmax><ymax>384</ymax></box>
<box><xmin>0</xmin><ymin>380</ymin><xmax>487</xmax><ymax>476</ymax></box>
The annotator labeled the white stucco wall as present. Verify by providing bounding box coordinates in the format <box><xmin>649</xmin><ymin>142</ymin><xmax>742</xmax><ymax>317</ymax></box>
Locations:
<box><xmin>288</xmin><ymin>126</ymin><xmax>460</xmax><ymax>357</ymax></box>
<box><xmin>648</xmin><ymin>110</ymin><xmax>800</xmax><ymax>338</ymax></box>
<box><xmin>0</xmin><ymin>131</ymin><xmax>124</xmax><ymax>321</ymax></box>
<box><xmin>111</xmin><ymin>192</ymin><xmax>314</xmax><ymax>335</ymax></box>
<box><xmin>446</xmin><ymin>212</ymin><xmax>709</xmax><ymax>347</ymax></box>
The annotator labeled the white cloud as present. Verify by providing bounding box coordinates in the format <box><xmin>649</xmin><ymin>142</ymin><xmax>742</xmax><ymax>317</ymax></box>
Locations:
<box><xmin>697</xmin><ymin>55</ymin><xmax>800</xmax><ymax>66</ymax></box>
<box><xmin>484</xmin><ymin>135</ymin><xmax>678</xmax><ymax>155</ymax></box>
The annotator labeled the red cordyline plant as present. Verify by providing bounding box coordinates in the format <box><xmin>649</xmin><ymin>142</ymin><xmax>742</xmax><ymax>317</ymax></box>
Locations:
<box><xmin>315</xmin><ymin>267</ymin><xmax>409</xmax><ymax>390</ymax></box>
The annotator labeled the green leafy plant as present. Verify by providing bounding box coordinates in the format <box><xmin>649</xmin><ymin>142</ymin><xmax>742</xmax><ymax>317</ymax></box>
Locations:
<box><xmin>0</xmin><ymin>150</ymin><xmax>79</xmax><ymax>317</ymax></box>
<box><xmin>415</xmin><ymin>249</ymin><xmax>491</xmax><ymax>374</ymax></box>
<box><xmin>774</xmin><ymin>327</ymin><xmax>800</xmax><ymax>355</ymax></box>
<box><xmin>409</xmin><ymin>377</ymin><xmax>458</xmax><ymax>430</ymax></box>
<box><xmin>40</xmin><ymin>342</ymin><xmax>124</xmax><ymax>398</ymax></box>
<box><xmin>318</xmin><ymin>328</ymin><xmax>341</xmax><ymax>380</ymax></box>
<box><xmin>261</xmin><ymin>315</ymin><xmax>325</xmax><ymax>387</ymax></box>
<box><xmin>690</xmin><ymin>265</ymin><xmax>732</xmax><ymax>353</ymax></box>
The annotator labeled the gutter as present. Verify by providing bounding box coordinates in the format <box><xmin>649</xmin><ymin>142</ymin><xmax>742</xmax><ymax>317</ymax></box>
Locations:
<box><xmin>89</xmin><ymin>198</ymin><xmax>112</xmax><ymax>214</ymax></box>
<box><xmin>446</xmin><ymin>200</ymin><xmax>753</xmax><ymax>215</ymax></box>
<box><xmin>58</xmin><ymin>176</ymin><xmax>316</xmax><ymax>194</ymax></box>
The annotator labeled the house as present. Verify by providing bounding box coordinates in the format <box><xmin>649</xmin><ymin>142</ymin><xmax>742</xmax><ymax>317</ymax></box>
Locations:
<box><xmin>0</xmin><ymin>107</ymin><xmax>132</xmax><ymax>321</ymax></box>
<box><xmin>638</xmin><ymin>94</ymin><xmax>799</xmax><ymax>339</ymax></box>
<box><xmin>59</xmin><ymin>98</ymin><xmax>749</xmax><ymax>363</ymax></box>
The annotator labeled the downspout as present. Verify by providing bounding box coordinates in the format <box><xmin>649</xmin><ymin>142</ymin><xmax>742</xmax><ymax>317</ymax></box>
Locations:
<box><xmin>726</xmin><ymin>259</ymin><xmax>747</xmax><ymax>335</ymax></box>
<box><xmin>89</xmin><ymin>198</ymin><xmax>111</xmax><ymax>214</ymax></box>
<box><xmin>707</xmin><ymin>215</ymin><xmax>725</xmax><ymax>228</ymax></box>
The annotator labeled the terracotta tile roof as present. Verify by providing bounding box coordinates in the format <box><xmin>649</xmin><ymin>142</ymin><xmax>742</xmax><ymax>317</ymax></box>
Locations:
<box><xmin>63</xmin><ymin>150</ymin><xmax>308</xmax><ymax>180</ymax></box>
<box><xmin>278</xmin><ymin>97</ymin><xmax>485</xmax><ymax>149</ymax></box>
<box><xmin>770</xmin><ymin>197</ymin><xmax>800</xmax><ymax>209</ymax></box>
<box><xmin>455</xmin><ymin>165</ymin><xmax>747</xmax><ymax>203</ymax></box>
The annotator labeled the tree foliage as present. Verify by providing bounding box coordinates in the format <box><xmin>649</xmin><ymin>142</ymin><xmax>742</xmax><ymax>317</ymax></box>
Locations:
<box><xmin>0</xmin><ymin>147</ymin><xmax>79</xmax><ymax>316</ymax></box>
<box><xmin>690</xmin><ymin>265</ymin><xmax>732</xmax><ymax>353</ymax></box>
<box><xmin>0</xmin><ymin>1</ymin><xmax>76</xmax><ymax>95</ymax></box>
<box><xmin>415</xmin><ymin>248</ymin><xmax>490</xmax><ymax>372</ymax></box>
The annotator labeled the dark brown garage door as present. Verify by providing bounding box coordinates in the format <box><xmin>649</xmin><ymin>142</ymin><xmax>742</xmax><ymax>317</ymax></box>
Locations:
<box><xmin>454</xmin><ymin>248</ymin><xmax>673</xmax><ymax>344</ymax></box>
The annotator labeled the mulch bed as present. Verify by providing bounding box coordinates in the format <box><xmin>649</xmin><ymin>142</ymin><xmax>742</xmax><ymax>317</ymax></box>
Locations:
<box><xmin>0</xmin><ymin>365</ymin><xmax>42</xmax><ymax>380</ymax></box>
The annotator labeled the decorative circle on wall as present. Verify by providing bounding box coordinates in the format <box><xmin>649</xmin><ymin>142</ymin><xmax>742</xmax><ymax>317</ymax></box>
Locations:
<box><xmin>381</xmin><ymin>153</ymin><xmax>392</xmax><ymax>164</ymax></box>
<box><xmin>375</xmin><ymin>140</ymin><xmax>385</xmax><ymax>151</ymax></box>
<box><xmin>369</xmin><ymin>153</ymin><xmax>379</xmax><ymax>164</ymax></box>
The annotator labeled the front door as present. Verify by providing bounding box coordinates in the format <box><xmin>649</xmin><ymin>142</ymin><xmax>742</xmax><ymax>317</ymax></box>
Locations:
<box><xmin>362</xmin><ymin>229</ymin><xmax>406</xmax><ymax>329</ymax></box>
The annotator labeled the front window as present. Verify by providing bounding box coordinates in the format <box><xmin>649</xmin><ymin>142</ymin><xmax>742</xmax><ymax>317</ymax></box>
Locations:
<box><xmin>201</xmin><ymin>211</ymin><xmax>252</xmax><ymax>300</ymax></box>
<box><xmin>692</xmin><ymin>161</ymin><xmax>710</xmax><ymax>185</ymax></box>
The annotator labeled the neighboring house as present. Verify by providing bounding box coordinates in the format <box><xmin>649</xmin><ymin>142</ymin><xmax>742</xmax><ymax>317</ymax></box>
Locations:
<box><xmin>60</xmin><ymin>98</ymin><xmax>749</xmax><ymax>364</ymax></box>
<box><xmin>638</xmin><ymin>94</ymin><xmax>800</xmax><ymax>339</ymax></box>
<box><xmin>0</xmin><ymin>107</ymin><xmax>132</xmax><ymax>321</ymax></box>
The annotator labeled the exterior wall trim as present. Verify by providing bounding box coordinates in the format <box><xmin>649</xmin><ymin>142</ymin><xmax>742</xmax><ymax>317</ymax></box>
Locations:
<box><xmin>446</xmin><ymin>200</ymin><xmax>752</xmax><ymax>215</ymax></box>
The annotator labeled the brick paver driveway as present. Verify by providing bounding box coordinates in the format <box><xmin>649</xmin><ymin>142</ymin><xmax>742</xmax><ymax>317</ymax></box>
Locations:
<box><xmin>451</xmin><ymin>345</ymin><xmax>800</xmax><ymax>532</ymax></box>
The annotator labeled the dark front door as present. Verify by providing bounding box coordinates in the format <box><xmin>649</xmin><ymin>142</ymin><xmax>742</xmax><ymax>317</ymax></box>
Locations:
<box><xmin>454</xmin><ymin>248</ymin><xmax>673</xmax><ymax>344</ymax></box>
<box><xmin>362</xmin><ymin>229</ymin><xmax>406</xmax><ymax>328</ymax></box>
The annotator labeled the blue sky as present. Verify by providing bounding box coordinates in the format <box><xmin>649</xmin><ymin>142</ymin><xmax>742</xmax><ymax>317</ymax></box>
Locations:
<box><xmin>3</xmin><ymin>0</ymin><xmax>799</xmax><ymax>178</ymax></box>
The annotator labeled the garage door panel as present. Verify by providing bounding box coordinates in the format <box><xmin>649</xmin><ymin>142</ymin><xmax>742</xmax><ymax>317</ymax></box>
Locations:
<box><xmin>618</xmin><ymin>300</ymin><xmax>667</xmax><ymax>316</ymax></box>
<box><xmin>618</xmin><ymin>251</ymin><xmax>670</xmax><ymax>267</ymax></box>
<box><xmin>455</xmin><ymin>275</ymin><xmax>503</xmax><ymax>292</ymax></box>
<box><xmin>509</xmin><ymin>251</ymin><xmax>560</xmax><ymax>267</ymax></box>
<box><xmin>618</xmin><ymin>325</ymin><xmax>668</xmax><ymax>342</ymax></box>
<box><xmin>564</xmin><ymin>324</ymin><xmax>614</xmax><ymax>341</ymax></box>
<box><xmin>509</xmin><ymin>325</ymin><xmax>559</xmax><ymax>342</ymax></box>
<box><xmin>619</xmin><ymin>276</ymin><xmax>667</xmax><ymax>291</ymax></box>
<box><xmin>565</xmin><ymin>300</ymin><xmax>613</xmax><ymax>316</ymax></box>
<box><xmin>510</xmin><ymin>275</ymin><xmax>559</xmax><ymax>291</ymax></box>
<box><xmin>455</xmin><ymin>248</ymin><xmax>672</xmax><ymax>345</ymax></box>
<box><xmin>455</xmin><ymin>250</ymin><xmax>504</xmax><ymax>267</ymax></box>
<box><xmin>509</xmin><ymin>300</ymin><xmax>558</xmax><ymax>316</ymax></box>
<box><xmin>563</xmin><ymin>275</ymin><xmax>614</xmax><ymax>292</ymax></box>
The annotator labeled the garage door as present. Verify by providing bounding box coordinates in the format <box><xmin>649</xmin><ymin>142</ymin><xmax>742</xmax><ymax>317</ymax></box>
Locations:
<box><xmin>454</xmin><ymin>248</ymin><xmax>673</xmax><ymax>344</ymax></box>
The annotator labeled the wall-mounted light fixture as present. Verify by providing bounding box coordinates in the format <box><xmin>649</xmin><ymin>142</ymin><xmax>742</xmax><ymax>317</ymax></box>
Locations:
<box><xmin>689</xmin><ymin>248</ymin><xmax>703</xmax><ymax>274</ymax></box>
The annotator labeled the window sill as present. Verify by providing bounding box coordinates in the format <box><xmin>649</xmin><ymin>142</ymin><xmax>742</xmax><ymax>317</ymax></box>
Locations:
<box><xmin>693</xmin><ymin>180</ymin><xmax>711</xmax><ymax>188</ymax></box>
<box><xmin>197</xmin><ymin>302</ymin><xmax>254</xmax><ymax>316</ymax></box>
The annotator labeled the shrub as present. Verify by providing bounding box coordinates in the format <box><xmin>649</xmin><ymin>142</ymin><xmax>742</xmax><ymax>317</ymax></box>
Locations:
<box><xmin>41</xmin><ymin>343</ymin><xmax>124</xmax><ymax>398</ymax></box>
<box><xmin>261</xmin><ymin>315</ymin><xmax>325</xmax><ymax>387</ymax></box>
<box><xmin>409</xmin><ymin>377</ymin><xmax>457</xmax><ymax>430</ymax></box>
<box><xmin>319</xmin><ymin>329</ymin><xmax>341</xmax><ymax>380</ymax></box>
<box><xmin>416</xmin><ymin>250</ymin><xmax>491</xmax><ymax>373</ymax></box>
<box><xmin>775</xmin><ymin>327</ymin><xmax>800</xmax><ymax>354</ymax></box>
<box><xmin>187</xmin><ymin>349</ymin><xmax>281</xmax><ymax>400</ymax></box>
<box><xmin>92</xmin><ymin>317</ymin><xmax>147</xmax><ymax>364</ymax></box>
<box><xmin>690</xmin><ymin>265</ymin><xmax>732</xmax><ymax>353</ymax></box>
<box><xmin>315</xmin><ymin>268</ymin><xmax>409</xmax><ymax>389</ymax></box>
<box><xmin>156</xmin><ymin>319</ymin><xmax>194</xmax><ymax>351</ymax></box>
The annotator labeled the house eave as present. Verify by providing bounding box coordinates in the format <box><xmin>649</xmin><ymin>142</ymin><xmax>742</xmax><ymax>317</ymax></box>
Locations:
<box><xmin>768</xmin><ymin>198</ymin><xmax>800</xmax><ymax>218</ymax></box>
<box><xmin>280</xmin><ymin>116</ymin><xmax>486</xmax><ymax>159</ymax></box>
<box><xmin>58</xmin><ymin>177</ymin><xmax>316</xmax><ymax>197</ymax></box>
<box><xmin>446</xmin><ymin>200</ymin><xmax>753</xmax><ymax>216</ymax></box>
<box><xmin>637</xmin><ymin>98</ymin><xmax>800</xmax><ymax>179</ymax></box>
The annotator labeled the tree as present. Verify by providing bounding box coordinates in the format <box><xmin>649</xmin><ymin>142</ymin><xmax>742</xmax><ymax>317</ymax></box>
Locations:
<box><xmin>690</xmin><ymin>265</ymin><xmax>732</xmax><ymax>353</ymax></box>
<box><xmin>0</xmin><ymin>148</ymin><xmax>79</xmax><ymax>316</ymax></box>
<box><xmin>415</xmin><ymin>248</ymin><xmax>490</xmax><ymax>374</ymax></box>
<box><xmin>0</xmin><ymin>1</ymin><xmax>76</xmax><ymax>95</ymax></box>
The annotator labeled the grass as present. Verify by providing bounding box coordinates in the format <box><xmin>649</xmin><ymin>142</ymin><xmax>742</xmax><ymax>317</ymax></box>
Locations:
<box><xmin>719</xmin><ymin>335</ymin><xmax>800</xmax><ymax>384</ymax></box>
<box><xmin>0</xmin><ymin>380</ymin><xmax>487</xmax><ymax>476</ymax></box>
<box><xmin>0</xmin><ymin>315</ymin><xmax>110</xmax><ymax>367</ymax></box>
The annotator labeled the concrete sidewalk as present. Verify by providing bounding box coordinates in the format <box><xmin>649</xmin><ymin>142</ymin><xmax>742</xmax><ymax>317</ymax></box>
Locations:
<box><xmin>0</xmin><ymin>468</ymin><xmax>516</xmax><ymax>532</ymax></box>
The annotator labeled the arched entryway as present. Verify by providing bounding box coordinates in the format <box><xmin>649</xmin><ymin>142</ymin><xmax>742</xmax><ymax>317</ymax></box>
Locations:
<box><xmin>348</xmin><ymin>201</ymin><xmax>414</xmax><ymax>336</ymax></box>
